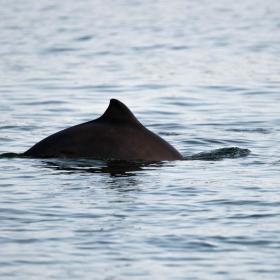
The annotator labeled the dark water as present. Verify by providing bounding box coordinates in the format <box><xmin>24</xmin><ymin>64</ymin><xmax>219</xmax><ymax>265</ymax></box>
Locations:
<box><xmin>1</xmin><ymin>0</ymin><xmax>280</xmax><ymax>279</ymax></box>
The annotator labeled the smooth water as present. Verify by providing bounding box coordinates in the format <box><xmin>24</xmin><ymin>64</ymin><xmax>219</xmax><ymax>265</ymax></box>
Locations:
<box><xmin>1</xmin><ymin>0</ymin><xmax>280</xmax><ymax>279</ymax></box>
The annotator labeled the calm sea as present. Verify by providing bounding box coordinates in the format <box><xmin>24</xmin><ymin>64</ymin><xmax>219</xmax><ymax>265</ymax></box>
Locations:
<box><xmin>0</xmin><ymin>0</ymin><xmax>280</xmax><ymax>279</ymax></box>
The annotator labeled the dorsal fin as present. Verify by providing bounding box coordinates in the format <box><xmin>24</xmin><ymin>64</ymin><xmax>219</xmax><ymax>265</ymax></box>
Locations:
<box><xmin>97</xmin><ymin>99</ymin><xmax>142</xmax><ymax>125</ymax></box>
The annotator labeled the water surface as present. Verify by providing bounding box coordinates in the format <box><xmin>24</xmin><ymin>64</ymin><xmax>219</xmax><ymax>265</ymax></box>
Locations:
<box><xmin>1</xmin><ymin>0</ymin><xmax>280</xmax><ymax>279</ymax></box>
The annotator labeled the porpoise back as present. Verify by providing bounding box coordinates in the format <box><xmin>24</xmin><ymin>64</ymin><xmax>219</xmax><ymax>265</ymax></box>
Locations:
<box><xmin>23</xmin><ymin>99</ymin><xmax>183</xmax><ymax>161</ymax></box>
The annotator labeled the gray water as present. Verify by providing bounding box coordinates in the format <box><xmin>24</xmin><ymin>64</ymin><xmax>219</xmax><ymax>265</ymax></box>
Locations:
<box><xmin>1</xmin><ymin>0</ymin><xmax>280</xmax><ymax>279</ymax></box>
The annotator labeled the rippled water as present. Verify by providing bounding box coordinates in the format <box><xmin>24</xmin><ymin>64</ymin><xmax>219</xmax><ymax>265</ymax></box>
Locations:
<box><xmin>1</xmin><ymin>0</ymin><xmax>280</xmax><ymax>279</ymax></box>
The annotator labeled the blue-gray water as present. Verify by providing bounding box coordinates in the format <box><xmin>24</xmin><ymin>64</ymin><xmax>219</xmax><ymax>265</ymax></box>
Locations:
<box><xmin>1</xmin><ymin>0</ymin><xmax>280</xmax><ymax>279</ymax></box>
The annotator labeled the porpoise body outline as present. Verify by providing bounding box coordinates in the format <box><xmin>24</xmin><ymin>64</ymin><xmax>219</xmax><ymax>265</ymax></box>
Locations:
<box><xmin>24</xmin><ymin>99</ymin><xmax>183</xmax><ymax>161</ymax></box>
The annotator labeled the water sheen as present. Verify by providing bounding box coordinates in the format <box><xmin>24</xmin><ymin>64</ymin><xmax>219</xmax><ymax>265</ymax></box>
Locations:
<box><xmin>1</xmin><ymin>0</ymin><xmax>280</xmax><ymax>279</ymax></box>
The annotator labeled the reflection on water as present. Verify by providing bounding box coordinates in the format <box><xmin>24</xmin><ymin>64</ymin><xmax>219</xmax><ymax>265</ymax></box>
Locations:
<box><xmin>41</xmin><ymin>159</ymin><xmax>162</xmax><ymax>177</ymax></box>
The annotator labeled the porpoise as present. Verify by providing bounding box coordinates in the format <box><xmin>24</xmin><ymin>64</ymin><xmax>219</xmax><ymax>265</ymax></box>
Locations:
<box><xmin>23</xmin><ymin>99</ymin><xmax>183</xmax><ymax>161</ymax></box>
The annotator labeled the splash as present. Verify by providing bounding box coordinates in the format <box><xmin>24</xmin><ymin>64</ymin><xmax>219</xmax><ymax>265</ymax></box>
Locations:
<box><xmin>186</xmin><ymin>147</ymin><xmax>250</xmax><ymax>161</ymax></box>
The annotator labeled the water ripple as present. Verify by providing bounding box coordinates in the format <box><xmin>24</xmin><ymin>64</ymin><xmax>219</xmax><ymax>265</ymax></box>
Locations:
<box><xmin>1</xmin><ymin>0</ymin><xmax>280</xmax><ymax>279</ymax></box>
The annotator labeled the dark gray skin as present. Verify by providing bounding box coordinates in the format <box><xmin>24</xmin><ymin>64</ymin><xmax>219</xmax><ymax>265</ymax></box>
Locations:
<box><xmin>24</xmin><ymin>99</ymin><xmax>183</xmax><ymax>161</ymax></box>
